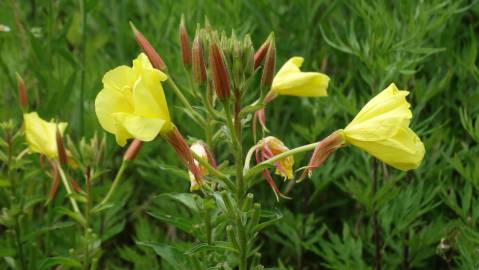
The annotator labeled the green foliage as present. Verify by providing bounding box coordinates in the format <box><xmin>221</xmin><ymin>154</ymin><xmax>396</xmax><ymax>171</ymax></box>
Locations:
<box><xmin>1</xmin><ymin>0</ymin><xmax>479</xmax><ymax>269</ymax></box>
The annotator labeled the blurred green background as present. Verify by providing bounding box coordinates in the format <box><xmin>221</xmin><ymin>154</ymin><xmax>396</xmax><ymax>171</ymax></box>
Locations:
<box><xmin>1</xmin><ymin>0</ymin><xmax>479</xmax><ymax>269</ymax></box>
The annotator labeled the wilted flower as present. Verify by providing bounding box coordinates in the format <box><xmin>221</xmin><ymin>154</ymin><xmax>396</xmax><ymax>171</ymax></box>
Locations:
<box><xmin>23</xmin><ymin>112</ymin><xmax>67</xmax><ymax>159</ymax></box>
<box><xmin>341</xmin><ymin>83</ymin><xmax>425</xmax><ymax>171</ymax></box>
<box><xmin>188</xmin><ymin>141</ymin><xmax>217</xmax><ymax>191</ymax></box>
<box><xmin>95</xmin><ymin>53</ymin><xmax>172</xmax><ymax>146</ymax></box>
<box><xmin>255</xmin><ymin>136</ymin><xmax>294</xmax><ymax>199</ymax></box>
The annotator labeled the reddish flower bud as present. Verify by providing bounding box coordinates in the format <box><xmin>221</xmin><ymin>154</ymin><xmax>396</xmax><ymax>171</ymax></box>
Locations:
<box><xmin>192</xmin><ymin>33</ymin><xmax>207</xmax><ymax>85</ymax></box>
<box><xmin>166</xmin><ymin>127</ymin><xmax>202</xmax><ymax>186</ymax></box>
<box><xmin>254</xmin><ymin>38</ymin><xmax>270</xmax><ymax>69</ymax></box>
<box><xmin>209</xmin><ymin>42</ymin><xmax>230</xmax><ymax>100</ymax></box>
<box><xmin>69</xmin><ymin>177</ymin><xmax>83</xmax><ymax>193</ymax></box>
<box><xmin>179</xmin><ymin>15</ymin><xmax>192</xmax><ymax>66</ymax></box>
<box><xmin>16</xmin><ymin>73</ymin><xmax>28</xmax><ymax>110</ymax></box>
<box><xmin>298</xmin><ymin>131</ymin><xmax>344</xmax><ymax>181</ymax></box>
<box><xmin>130</xmin><ymin>22</ymin><xmax>167</xmax><ymax>70</ymax></box>
<box><xmin>123</xmin><ymin>139</ymin><xmax>143</xmax><ymax>161</ymax></box>
<box><xmin>56</xmin><ymin>127</ymin><xmax>68</xmax><ymax>166</ymax></box>
<box><xmin>260</xmin><ymin>36</ymin><xmax>276</xmax><ymax>88</ymax></box>
<box><xmin>47</xmin><ymin>162</ymin><xmax>60</xmax><ymax>202</ymax></box>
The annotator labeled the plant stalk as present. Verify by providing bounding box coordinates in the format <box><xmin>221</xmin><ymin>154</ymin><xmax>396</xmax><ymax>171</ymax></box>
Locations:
<box><xmin>97</xmin><ymin>160</ymin><xmax>128</xmax><ymax>207</ymax></box>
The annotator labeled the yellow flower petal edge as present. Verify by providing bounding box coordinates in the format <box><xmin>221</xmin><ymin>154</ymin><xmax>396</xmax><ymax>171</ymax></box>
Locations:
<box><xmin>342</xmin><ymin>83</ymin><xmax>425</xmax><ymax>171</ymax></box>
<box><xmin>271</xmin><ymin>57</ymin><xmax>330</xmax><ymax>97</ymax></box>
<box><xmin>23</xmin><ymin>112</ymin><xmax>67</xmax><ymax>158</ymax></box>
<box><xmin>95</xmin><ymin>53</ymin><xmax>172</xmax><ymax>146</ymax></box>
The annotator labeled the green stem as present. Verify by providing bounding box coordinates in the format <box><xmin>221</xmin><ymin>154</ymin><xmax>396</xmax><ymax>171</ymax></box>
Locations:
<box><xmin>166</xmin><ymin>78</ymin><xmax>206</xmax><ymax>126</ymax></box>
<box><xmin>97</xmin><ymin>160</ymin><xmax>128</xmax><ymax>207</ymax></box>
<box><xmin>224</xmin><ymin>103</ymin><xmax>247</xmax><ymax>270</ymax></box>
<box><xmin>58</xmin><ymin>165</ymin><xmax>82</xmax><ymax>216</ymax></box>
<box><xmin>243</xmin><ymin>142</ymin><xmax>319</xmax><ymax>182</ymax></box>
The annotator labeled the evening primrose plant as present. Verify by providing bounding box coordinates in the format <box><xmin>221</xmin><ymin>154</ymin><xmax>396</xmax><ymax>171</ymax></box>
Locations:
<box><xmin>84</xmin><ymin>19</ymin><xmax>425</xmax><ymax>269</ymax></box>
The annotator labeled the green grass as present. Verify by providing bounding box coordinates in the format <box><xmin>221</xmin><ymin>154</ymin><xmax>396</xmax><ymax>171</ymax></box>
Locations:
<box><xmin>1</xmin><ymin>0</ymin><xmax>479</xmax><ymax>269</ymax></box>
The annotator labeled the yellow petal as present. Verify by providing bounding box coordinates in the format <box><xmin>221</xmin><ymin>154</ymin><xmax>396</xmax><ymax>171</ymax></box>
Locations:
<box><xmin>271</xmin><ymin>56</ymin><xmax>329</xmax><ymax>97</ymax></box>
<box><xmin>113</xmin><ymin>112</ymin><xmax>166</xmax><ymax>142</ymax></box>
<box><xmin>345</xmin><ymin>83</ymin><xmax>412</xmax><ymax>141</ymax></box>
<box><xmin>95</xmin><ymin>87</ymin><xmax>133</xmax><ymax>135</ymax></box>
<box><xmin>132</xmin><ymin>74</ymin><xmax>170</xmax><ymax>122</ymax></box>
<box><xmin>102</xmin><ymin>66</ymin><xmax>137</xmax><ymax>93</ymax></box>
<box><xmin>345</xmin><ymin>127</ymin><xmax>425</xmax><ymax>171</ymax></box>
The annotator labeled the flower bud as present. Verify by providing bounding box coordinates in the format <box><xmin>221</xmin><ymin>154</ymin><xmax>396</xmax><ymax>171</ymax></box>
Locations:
<box><xmin>254</xmin><ymin>34</ymin><xmax>271</xmax><ymax>69</ymax></box>
<box><xmin>209</xmin><ymin>41</ymin><xmax>230</xmax><ymax>100</ymax></box>
<box><xmin>16</xmin><ymin>73</ymin><xmax>28</xmax><ymax>110</ymax></box>
<box><xmin>242</xmin><ymin>35</ymin><xmax>255</xmax><ymax>77</ymax></box>
<box><xmin>260</xmin><ymin>35</ymin><xmax>276</xmax><ymax>89</ymax></box>
<box><xmin>56</xmin><ymin>126</ymin><xmax>68</xmax><ymax>166</ymax></box>
<box><xmin>129</xmin><ymin>22</ymin><xmax>167</xmax><ymax>70</ymax></box>
<box><xmin>123</xmin><ymin>139</ymin><xmax>143</xmax><ymax>161</ymax></box>
<box><xmin>179</xmin><ymin>15</ymin><xmax>191</xmax><ymax>66</ymax></box>
<box><xmin>192</xmin><ymin>31</ymin><xmax>207</xmax><ymax>85</ymax></box>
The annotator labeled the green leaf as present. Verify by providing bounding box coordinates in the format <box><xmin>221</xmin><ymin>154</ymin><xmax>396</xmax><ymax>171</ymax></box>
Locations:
<box><xmin>136</xmin><ymin>242</ymin><xmax>192</xmax><ymax>270</ymax></box>
<box><xmin>39</xmin><ymin>256</ymin><xmax>82</xmax><ymax>270</ymax></box>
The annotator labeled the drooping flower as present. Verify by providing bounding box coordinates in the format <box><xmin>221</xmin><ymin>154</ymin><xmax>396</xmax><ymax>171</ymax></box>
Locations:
<box><xmin>255</xmin><ymin>136</ymin><xmax>294</xmax><ymax>200</ymax></box>
<box><xmin>95</xmin><ymin>53</ymin><xmax>172</xmax><ymax>147</ymax></box>
<box><xmin>188</xmin><ymin>141</ymin><xmax>217</xmax><ymax>191</ymax></box>
<box><xmin>300</xmin><ymin>83</ymin><xmax>425</xmax><ymax>180</ymax></box>
<box><xmin>341</xmin><ymin>83</ymin><xmax>425</xmax><ymax>171</ymax></box>
<box><xmin>23</xmin><ymin>112</ymin><xmax>67</xmax><ymax>159</ymax></box>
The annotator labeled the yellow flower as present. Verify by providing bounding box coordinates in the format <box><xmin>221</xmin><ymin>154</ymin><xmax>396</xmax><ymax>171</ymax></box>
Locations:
<box><xmin>341</xmin><ymin>83</ymin><xmax>425</xmax><ymax>171</ymax></box>
<box><xmin>271</xmin><ymin>57</ymin><xmax>330</xmax><ymax>97</ymax></box>
<box><xmin>23</xmin><ymin>112</ymin><xmax>67</xmax><ymax>158</ymax></box>
<box><xmin>95</xmin><ymin>53</ymin><xmax>172</xmax><ymax>146</ymax></box>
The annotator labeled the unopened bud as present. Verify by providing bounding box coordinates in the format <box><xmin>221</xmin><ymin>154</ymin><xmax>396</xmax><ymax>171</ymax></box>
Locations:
<box><xmin>260</xmin><ymin>35</ymin><xmax>276</xmax><ymax>88</ymax></box>
<box><xmin>16</xmin><ymin>73</ymin><xmax>28</xmax><ymax>110</ymax></box>
<box><xmin>192</xmin><ymin>32</ymin><xmax>207</xmax><ymax>85</ymax></box>
<box><xmin>179</xmin><ymin>15</ymin><xmax>191</xmax><ymax>66</ymax></box>
<box><xmin>123</xmin><ymin>139</ymin><xmax>143</xmax><ymax>161</ymax></box>
<box><xmin>130</xmin><ymin>22</ymin><xmax>167</xmax><ymax>70</ymax></box>
<box><xmin>209</xmin><ymin>42</ymin><xmax>230</xmax><ymax>100</ymax></box>
<box><xmin>254</xmin><ymin>33</ymin><xmax>272</xmax><ymax>69</ymax></box>
<box><xmin>47</xmin><ymin>163</ymin><xmax>60</xmax><ymax>203</ymax></box>
<box><xmin>56</xmin><ymin>127</ymin><xmax>68</xmax><ymax>166</ymax></box>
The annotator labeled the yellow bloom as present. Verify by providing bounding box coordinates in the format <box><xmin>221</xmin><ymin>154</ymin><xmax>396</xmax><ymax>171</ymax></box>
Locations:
<box><xmin>95</xmin><ymin>53</ymin><xmax>172</xmax><ymax>146</ymax></box>
<box><xmin>271</xmin><ymin>57</ymin><xmax>330</xmax><ymax>97</ymax></box>
<box><xmin>23</xmin><ymin>112</ymin><xmax>67</xmax><ymax>158</ymax></box>
<box><xmin>341</xmin><ymin>83</ymin><xmax>425</xmax><ymax>171</ymax></box>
